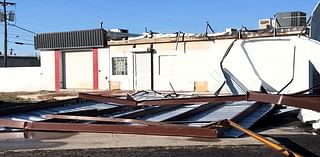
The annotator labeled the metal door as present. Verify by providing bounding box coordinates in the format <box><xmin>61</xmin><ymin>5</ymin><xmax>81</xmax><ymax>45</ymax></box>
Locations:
<box><xmin>134</xmin><ymin>52</ymin><xmax>151</xmax><ymax>90</ymax></box>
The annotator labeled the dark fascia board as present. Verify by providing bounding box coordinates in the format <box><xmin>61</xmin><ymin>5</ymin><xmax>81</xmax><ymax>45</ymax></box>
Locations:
<box><xmin>35</xmin><ymin>28</ymin><xmax>108</xmax><ymax>51</ymax></box>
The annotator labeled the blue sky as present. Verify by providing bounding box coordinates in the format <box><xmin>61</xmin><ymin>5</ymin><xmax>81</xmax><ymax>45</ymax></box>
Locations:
<box><xmin>1</xmin><ymin>0</ymin><xmax>319</xmax><ymax>55</ymax></box>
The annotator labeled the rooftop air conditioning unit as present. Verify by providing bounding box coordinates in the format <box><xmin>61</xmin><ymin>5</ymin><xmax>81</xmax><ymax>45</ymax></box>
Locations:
<box><xmin>276</xmin><ymin>11</ymin><xmax>306</xmax><ymax>28</ymax></box>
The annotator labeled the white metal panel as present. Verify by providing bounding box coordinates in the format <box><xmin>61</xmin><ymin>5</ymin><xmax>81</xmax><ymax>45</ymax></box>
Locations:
<box><xmin>134</xmin><ymin>53</ymin><xmax>151</xmax><ymax>90</ymax></box>
<box><xmin>65</xmin><ymin>51</ymin><xmax>93</xmax><ymax>89</ymax></box>
<box><xmin>311</xmin><ymin>1</ymin><xmax>320</xmax><ymax>41</ymax></box>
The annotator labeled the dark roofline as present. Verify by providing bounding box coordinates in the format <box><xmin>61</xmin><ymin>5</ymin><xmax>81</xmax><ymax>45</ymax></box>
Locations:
<box><xmin>35</xmin><ymin>29</ymin><xmax>108</xmax><ymax>51</ymax></box>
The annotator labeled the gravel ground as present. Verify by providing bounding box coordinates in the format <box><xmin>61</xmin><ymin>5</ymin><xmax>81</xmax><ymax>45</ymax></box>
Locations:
<box><xmin>0</xmin><ymin>145</ymin><xmax>281</xmax><ymax>157</ymax></box>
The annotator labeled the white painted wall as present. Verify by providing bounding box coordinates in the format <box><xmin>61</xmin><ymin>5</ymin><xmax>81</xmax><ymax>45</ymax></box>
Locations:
<box><xmin>0</xmin><ymin>51</ymin><xmax>57</xmax><ymax>92</ymax></box>
<box><xmin>108</xmin><ymin>36</ymin><xmax>314</xmax><ymax>94</ymax></box>
<box><xmin>0</xmin><ymin>67</ymin><xmax>42</xmax><ymax>92</ymax></box>
<box><xmin>109</xmin><ymin>45</ymin><xmax>135</xmax><ymax>90</ymax></box>
<box><xmin>39</xmin><ymin>51</ymin><xmax>56</xmax><ymax>91</ymax></box>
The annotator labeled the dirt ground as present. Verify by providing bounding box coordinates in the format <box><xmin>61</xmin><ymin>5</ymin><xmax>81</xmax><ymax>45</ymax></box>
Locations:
<box><xmin>0</xmin><ymin>145</ymin><xmax>281</xmax><ymax>157</ymax></box>
<box><xmin>0</xmin><ymin>91</ymin><xmax>79</xmax><ymax>106</ymax></box>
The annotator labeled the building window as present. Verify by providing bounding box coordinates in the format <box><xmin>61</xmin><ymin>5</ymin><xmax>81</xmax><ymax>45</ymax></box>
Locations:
<box><xmin>112</xmin><ymin>57</ymin><xmax>128</xmax><ymax>75</ymax></box>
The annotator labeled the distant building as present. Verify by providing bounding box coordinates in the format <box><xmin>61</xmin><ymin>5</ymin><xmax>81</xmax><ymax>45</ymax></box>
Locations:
<box><xmin>0</xmin><ymin>55</ymin><xmax>40</xmax><ymax>67</ymax></box>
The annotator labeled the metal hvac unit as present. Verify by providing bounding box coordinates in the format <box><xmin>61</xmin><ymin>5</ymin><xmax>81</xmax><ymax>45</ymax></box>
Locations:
<box><xmin>34</xmin><ymin>29</ymin><xmax>108</xmax><ymax>50</ymax></box>
<box><xmin>276</xmin><ymin>11</ymin><xmax>306</xmax><ymax>28</ymax></box>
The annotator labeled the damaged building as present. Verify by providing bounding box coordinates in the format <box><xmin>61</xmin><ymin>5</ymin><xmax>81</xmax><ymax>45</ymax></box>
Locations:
<box><xmin>0</xmin><ymin>3</ymin><xmax>320</xmax><ymax>157</ymax></box>
<box><xmin>32</xmin><ymin>15</ymin><xmax>316</xmax><ymax>94</ymax></box>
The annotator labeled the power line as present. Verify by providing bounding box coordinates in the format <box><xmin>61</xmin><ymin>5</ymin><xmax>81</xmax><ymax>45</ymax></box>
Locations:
<box><xmin>8</xmin><ymin>36</ymin><xmax>33</xmax><ymax>42</ymax></box>
<box><xmin>14</xmin><ymin>41</ymin><xmax>33</xmax><ymax>46</ymax></box>
<box><xmin>8</xmin><ymin>23</ymin><xmax>36</xmax><ymax>34</ymax></box>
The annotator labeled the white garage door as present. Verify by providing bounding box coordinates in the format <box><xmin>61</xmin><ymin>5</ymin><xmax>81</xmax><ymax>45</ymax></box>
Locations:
<box><xmin>65</xmin><ymin>51</ymin><xmax>93</xmax><ymax>89</ymax></box>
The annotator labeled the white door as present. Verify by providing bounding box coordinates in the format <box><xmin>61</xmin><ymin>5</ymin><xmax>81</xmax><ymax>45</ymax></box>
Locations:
<box><xmin>134</xmin><ymin>53</ymin><xmax>151</xmax><ymax>90</ymax></box>
<box><xmin>65</xmin><ymin>51</ymin><xmax>93</xmax><ymax>89</ymax></box>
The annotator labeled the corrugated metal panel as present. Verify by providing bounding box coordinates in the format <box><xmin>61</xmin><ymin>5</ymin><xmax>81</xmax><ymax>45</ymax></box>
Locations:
<box><xmin>184</xmin><ymin>101</ymin><xmax>254</xmax><ymax>127</ymax></box>
<box><xmin>141</xmin><ymin>104</ymin><xmax>201</xmax><ymax>122</ymax></box>
<box><xmin>1</xmin><ymin>102</ymin><xmax>118</xmax><ymax>122</ymax></box>
<box><xmin>223</xmin><ymin>103</ymin><xmax>273</xmax><ymax>137</ymax></box>
<box><xmin>35</xmin><ymin>29</ymin><xmax>107</xmax><ymax>50</ymax></box>
<box><xmin>0</xmin><ymin>90</ymin><xmax>274</xmax><ymax>138</ymax></box>
<box><xmin>311</xmin><ymin>2</ymin><xmax>320</xmax><ymax>41</ymax></box>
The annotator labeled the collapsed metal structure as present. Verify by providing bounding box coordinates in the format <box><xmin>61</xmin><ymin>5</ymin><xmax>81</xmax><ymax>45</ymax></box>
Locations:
<box><xmin>0</xmin><ymin>88</ymin><xmax>319</xmax><ymax>156</ymax></box>
<box><xmin>0</xmin><ymin>91</ymin><xmax>263</xmax><ymax>138</ymax></box>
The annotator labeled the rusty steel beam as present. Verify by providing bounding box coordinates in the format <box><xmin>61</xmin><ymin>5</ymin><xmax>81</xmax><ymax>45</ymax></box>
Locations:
<box><xmin>0</xmin><ymin>118</ymin><xmax>217</xmax><ymax>138</ymax></box>
<box><xmin>226</xmin><ymin>120</ymin><xmax>301</xmax><ymax>157</ymax></box>
<box><xmin>44</xmin><ymin>114</ymin><xmax>183</xmax><ymax>127</ymax></box>
<box><xmin>247</xmin><ymin>92</ymin><xmax>320</xmax><ymax>112</ymax></box>
<box><xmin>80</xmin><ymin>92</ymin><xmax>246</xmax><ymax>106</ymax></box>
<box><xmin>137</xmin><ymin>95</ymin><xmax>246</xmax><ymax>106</ymax></box>
<box><xmin>25</xmin><ymin>121</ymin><xmax>217</xmax><ymax>138</ymax></box>
<box><xmin>0</xmin><ymin>119</ymin><xmax>25</xmax><ymax>128</ymax></box>
<box><xmin>79</xmin><ymin>92</ymin><xmax>137</xmax><ymax>106</ymax></box>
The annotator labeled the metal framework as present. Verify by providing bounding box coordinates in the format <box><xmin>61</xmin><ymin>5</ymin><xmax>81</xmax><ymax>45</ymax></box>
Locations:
<box><xmin>79</xmin><ymin>92</ymin><xmax>137</xmax><ymax>106</ymax></box>
<box><xmin>247</xmin><ymin>92</ymin><xmax>320</xmax><ymax>112</ymax></box>
<box><xmin>79</xmin><ymin>92</ymin><xmax>246</xmax><ymax>106</ymax></box>
<box><xmin>0</xmin><ymin>90</ymin><xmax>319</xmax><ymax>156</ymax></box>
<box><xmin>0</xmin><ymin>116</ymin><xmax>217</xmax><ymax>138</ymax></box>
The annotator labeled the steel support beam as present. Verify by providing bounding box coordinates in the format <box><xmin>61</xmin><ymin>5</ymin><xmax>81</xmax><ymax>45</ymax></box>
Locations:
<box><xmin>137</xmin><ymin>95</ymin><xmax>246</xmax><ymax>106</ymax></box>
<box><xmin>0</xmin><ymin>118</ymin><xmax>217</xmax><ymax>138</ymax></box>
<box><xmin>247</xmin><ymin>92</ymin><xmax>320</xmax><ymax>112</ymax></box>
<box><xmin>79</xmin><ymin>92</ymin><xmax>137</xmax><ymax>106</ymax></box>
<box><xmin>0</xmin><ymin>119</ymin><xmax>25</xmax><ymax>128</ymax></box>
<box><xmin>80</xmin><ymin>92</ymin><xmax>246</xmax><ymax>106</ymax></box>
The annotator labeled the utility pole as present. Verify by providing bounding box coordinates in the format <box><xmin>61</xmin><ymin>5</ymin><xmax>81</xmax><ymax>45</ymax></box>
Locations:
<box><xmin>0</xmin><ymin>0</ymin><xmax>15</xmax><ymax>67</ymax></box>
